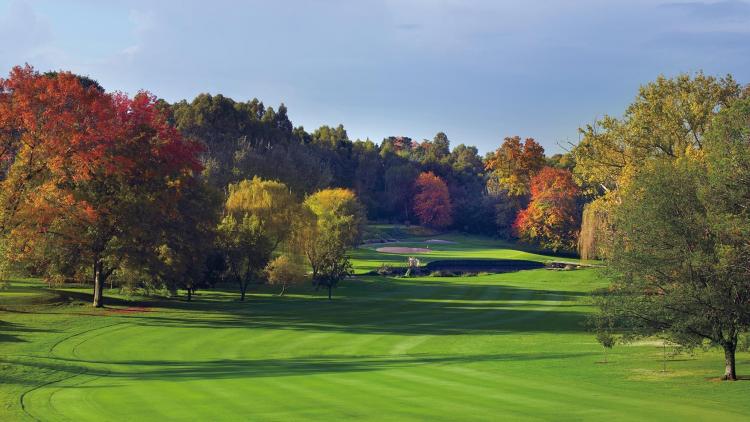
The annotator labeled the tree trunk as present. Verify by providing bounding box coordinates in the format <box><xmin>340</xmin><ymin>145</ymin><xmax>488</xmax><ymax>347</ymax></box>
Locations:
<box><xmin>93</xmin><ymin>260</ymin><xmax>104</xmax><ymax>308</ymax></box>
<box><xmin>279</xmin><ymin>283</ymin><xmax>286</xmax><ymax>297</ymax></box>
<box><xmin>187</xmin><ymin>287</ymin><xmax>192</xmax><ymax>301</ymax></box>
<box><xmin>240</xmin><ymin>282</ymin><xmax>246</xmax><ymax>301</ymax></box>
<box><xmin>328</xmin><ymin>284</ymin><xmax>332</xmax><ymax>300</ymax></box>
<box><xmin>723</xmin><ymin>343</ymin><xmax>737</xmax><ymax>381</ymax></box>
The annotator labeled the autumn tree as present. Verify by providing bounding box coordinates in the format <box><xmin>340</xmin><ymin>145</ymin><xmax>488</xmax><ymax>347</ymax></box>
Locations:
<box><xmin>513</xmin><ymin>167</ymin><xmax>580</xmax><ymax>252</ymax></box>
<box><xmin>0</xmin><ymin>66</ymin><xmax>203</xmax><ymax>307</ymax></box>
<box><xmin>294</xmin><ymin>188</ymin><xmax>364</xmax><ymax>300</ymax></box>
<box><xmin>573</xmin><ymin>73</ymin><xmax>743</xmax><ymax>259</ymax></box>
<box><xmin>265</xmin><ymin>255</ymin><xmax>305</xmax><ymax>296</ymax></box>
<box><xmin>485</xmin><ymin>136</ymin><xmax>545</xmax><ymax>197</ymax></box>
<box><xmin>217</xmin><ymin>177</ymin><xmax>297</xmax><ymax>301</ymax></box>
<box><xmin>413</xmin><ymin>172</ymin><xmax>453</xmax><ymax>229</ymax></box>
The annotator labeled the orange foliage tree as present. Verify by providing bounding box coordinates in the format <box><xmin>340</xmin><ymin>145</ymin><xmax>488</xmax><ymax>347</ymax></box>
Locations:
<box><xmin>0</xmin><ymin>65</ymin><xmax>203</xmax><ymax>307</ymax></box>
<box><xmin>484</xmin><ymin>136</ymin><xmax>545</xmax><ymax>196</ymax></box>
<box><xmin>513</xmin><ymin>167</ymin><xmax>581</xmax><ymax>251</ymax></box>
<box><xmin>413</xmin><ymin>172</ymin><xmax>453</xmax><ymax>229</ymax></box>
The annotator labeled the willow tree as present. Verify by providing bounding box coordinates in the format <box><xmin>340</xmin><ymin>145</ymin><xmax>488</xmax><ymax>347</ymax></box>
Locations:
<box><xmin>218</xmin><ymin>177</ymin><xmax>298</xmax><ymax>301</ymax></box>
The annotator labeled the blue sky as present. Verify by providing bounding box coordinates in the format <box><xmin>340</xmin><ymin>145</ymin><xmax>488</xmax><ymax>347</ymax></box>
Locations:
<box><xmin>1</xmin><ymin>0</ymin><xmax>749</xmax><ymax>154</ymax></box>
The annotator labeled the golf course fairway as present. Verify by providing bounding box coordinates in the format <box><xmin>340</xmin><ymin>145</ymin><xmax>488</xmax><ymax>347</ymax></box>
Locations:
<box><xmin>2</xmin><ymin>233</ymin><xmax>749</xmax><ymax>421</ymax></box>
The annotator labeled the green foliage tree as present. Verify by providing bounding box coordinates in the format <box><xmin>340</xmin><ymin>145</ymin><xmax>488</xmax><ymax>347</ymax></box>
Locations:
<box><xmin>573</xmin><ymin>73</ymin><xmax>744</xmax><ymax>259</ymax></box>
<box><xmin>595</xmin><ymin>331</ymin><xmax>616</xmax><ymax>364</ymax></box>
<box><xmin>595</xmin><ymin>99</ymin><xmax>750</xmax><ymax>380</ymax></box>
<box><xmin>383</xmin><ymin>162</ymin><xmax>419</xmax><ymax>222</ymax></box>
<box><xmin>217</xmin><ymin>214</ymin><xmax>272</xmax><ymax>301</ymax></box>
<box><xmin>151</xmin><ymin>180</ymin><xmax>221</xmax><ymax>301</ymax></box>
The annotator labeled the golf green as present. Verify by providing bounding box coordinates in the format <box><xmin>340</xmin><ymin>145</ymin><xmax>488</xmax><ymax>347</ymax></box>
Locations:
<box><xmin>2</xmin><ymin>234</ymin><xmax>749</xmax><ymax>420</ymax></box>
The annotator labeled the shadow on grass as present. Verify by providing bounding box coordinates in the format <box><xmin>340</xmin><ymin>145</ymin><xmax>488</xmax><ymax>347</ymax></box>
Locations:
<box><xmin>4</xmin><ymin>351</ymin><xmax>597</xmax><ymax>384</ymax></box>
<box><xmin>103</xmin><ymin>279</ymin><xmax>594</xmax><ymax>336</ymax></box>
<box><xmin>0</xmin><ymin>320</ymin><xmax>56</xmax><ymax>343</ymax></box>
<box><xmin>10</xmin><ymin>275</ymin><xmax>593</xmax><ymax>336</ymax></box>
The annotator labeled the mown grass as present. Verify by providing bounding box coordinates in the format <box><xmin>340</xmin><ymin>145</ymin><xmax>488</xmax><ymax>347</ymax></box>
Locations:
<box><xmin>1</xmin><ymin>233</ymin><xmax>749</xmax><ymax>421</ymax></box>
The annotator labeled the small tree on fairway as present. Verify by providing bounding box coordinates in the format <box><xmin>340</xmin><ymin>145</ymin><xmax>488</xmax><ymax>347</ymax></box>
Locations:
<box><xmin>217</xmin><ymin>214</ymin><xmax>273</xmax><ymax>301</ymax></box>
<box><xmin>265</xmin><ymin>255</ymin><xmax>305</xmax><ymax>296</ymax></box>
<box><xmin>595</xmin><ymin>331</ymin><xmax>616</xmax><ymax>363</ymax></box>
<box><xmin>312</xmin><ymin>234</ymin><xmax>352</xmax><ymax>300</ymax></box>
<box><xmin>294</xmin><ymin>188</ymin><xmax>363</xmax><ymax>300</ymax></box>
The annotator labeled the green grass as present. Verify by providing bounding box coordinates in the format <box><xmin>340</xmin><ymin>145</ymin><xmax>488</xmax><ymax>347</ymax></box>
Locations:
<box><xmin>1</xmin><ymin>232</ymin><xmax>749</xmax><ymax>421</ymax></box>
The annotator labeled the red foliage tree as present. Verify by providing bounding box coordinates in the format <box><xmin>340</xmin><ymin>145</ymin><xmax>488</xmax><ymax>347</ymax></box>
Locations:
<box><xmin>0</xmin><ymin>65</ymin><xmax>203</xmax><ymax>307</ymax></box>
<box><xmin>413</xmin><ymin>171</ymin><xmax>453</xmax><ymax>229</ymax></box>
<box><xmin>514</xmin><ymin>167</ymin><xmax>581</xmax><ymax>251</ymax></box>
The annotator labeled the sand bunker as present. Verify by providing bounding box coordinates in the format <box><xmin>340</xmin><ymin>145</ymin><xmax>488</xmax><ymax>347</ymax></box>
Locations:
<box><xmin>376</xmin><ymin>247</ymin><xmax>432</xmax><ymax>254</ymax></box>
<box><xmin>425</xmin><ymin>239</ymin><xmax>457</xmax><ymax>244</ymax></box>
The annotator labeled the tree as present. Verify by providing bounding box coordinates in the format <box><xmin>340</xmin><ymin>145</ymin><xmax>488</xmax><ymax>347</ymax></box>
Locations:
<box><xmin>0</xmin><ymin>66</ymin><xmax>203</xmax><ymax>307</ymax></box>
<box><xmin>513</xmin><ymin>167</ymin><xmax>580</xmax><ymax>251</ymax></box>
<box><xmin>595</xmin><ymin>97</ymin><xmax>750</xmax><ymax>380</ymax></box>
<box><xmin>294</xmin><ymin>188</ymin><xmax>363</xmax><ymax>300</ymax></box>
<box><xmin>383</xmin><ymin>162</ymin><xmax>418</xmax><ymax>222</ymax></box>
<box><xmin>573</xmin><ymin>72</ymin><xmax>744</xmax><ymax>259</ymax></box>
<box><xmin>303</xmin><ymin>188</ymin><xmax>365</xmax><ymax>247</ymax></box>
<box><xmin>485</xmin><ymin>136</ymin><xmax>545</xmax><ymax>196</ymax></box>
<box><xmin>413</xmin><ymin>172</ymin><xmax>453</xmax><ymax>229</ymax></box>
<box><xmin>595</xmin><ymin>331</ymin><xmax>616</xmax><ymax>364</ymax></box>
<box><xmin>217</xmin><ymin>177</ymin><xmax>298</xmax><ymax>301</ymax></box>
<box><xmin>265</xmin><ymin>255</ymin><xmax>305</xmax><ymax>296</ymax></box>
<box><xmin>149</xmin><ymin>179</ymin><xmax>221</xmax><ymax>301</ymax></box>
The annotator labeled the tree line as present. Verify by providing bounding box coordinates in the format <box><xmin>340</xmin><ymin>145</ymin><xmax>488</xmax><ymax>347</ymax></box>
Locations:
<box><xmin>170</xmin><ymin>94</ymin><xmax>581</xmax><ymax>248</ymax></box>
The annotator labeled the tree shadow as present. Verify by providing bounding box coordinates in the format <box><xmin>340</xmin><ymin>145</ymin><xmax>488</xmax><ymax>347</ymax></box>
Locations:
<box><xmin>117</xmin><ymin>280</ymin><xmax>593</xmax><ymax>336</ymax></box>
<box><xmin>3</xmin><ymin>351</ymin><xmax>597</xmax><ymax>384</ymax></box>
<box><xmin>0</xmin><ymin>320</ymin><xmax>55</xmax><ymax>343</ymax></box>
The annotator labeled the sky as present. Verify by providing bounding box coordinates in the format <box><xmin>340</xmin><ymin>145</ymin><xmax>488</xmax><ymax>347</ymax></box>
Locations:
<box><xmin>1</xmin><ymin>0</ymin><xmax>749</xmax><ymax>154</ymax></box>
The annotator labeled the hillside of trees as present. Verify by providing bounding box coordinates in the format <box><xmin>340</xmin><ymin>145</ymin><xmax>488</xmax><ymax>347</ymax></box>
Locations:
<box><xmin>170</xmin><ymin>93</ymin><xmax>579</xmax><ymax>236</ymax></box>
<box><xmin>0</xmin><ymin>65</ymin><xmax>579</xmax><ymax>304</ymax></box>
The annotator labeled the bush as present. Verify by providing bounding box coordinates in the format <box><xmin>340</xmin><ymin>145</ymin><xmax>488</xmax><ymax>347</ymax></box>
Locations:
<box><xmin>376</xmin><ymin>263</ymin><xmax>393</xmax><ymax>276</ymax></box>
<box><xmin>265</xmin><ymin>255</ymin><xmax>306</xmax><ymax>296</ymax></box>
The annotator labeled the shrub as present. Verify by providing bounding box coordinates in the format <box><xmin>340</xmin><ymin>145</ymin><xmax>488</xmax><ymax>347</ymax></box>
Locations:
<box><xmin>376</xmin><ymin>263</ymin><xmax>393</xmax><ymax>276</ymax></box>
<box><xmin>265</xmin><ymin>255</ymin><xmax>306</xmax><ymax>296</ymax></box>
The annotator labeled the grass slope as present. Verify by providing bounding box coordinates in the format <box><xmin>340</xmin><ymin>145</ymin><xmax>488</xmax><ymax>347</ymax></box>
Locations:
<box><xmin>1</xmin><ymin>234</ymin><xmax>749</xmax><ymax>421</ymax></box>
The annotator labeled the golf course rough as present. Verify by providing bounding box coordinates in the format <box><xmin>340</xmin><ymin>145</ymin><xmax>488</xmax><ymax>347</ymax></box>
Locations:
<box><xmin>2</xmin><ymin>233</ymin><xmax>750</xmax><ymax>421</ymax></box>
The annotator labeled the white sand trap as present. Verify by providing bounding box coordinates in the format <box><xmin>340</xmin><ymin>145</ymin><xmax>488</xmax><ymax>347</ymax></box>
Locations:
<box><xmin>376</xmin><ymin>247</ymin><xmax>432</xmax><ymax>254</ymax></box>
<box><xmin>425</xmin><ymin>239</ymin><xmax>457</xmax><ymax>244</ymax></box>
